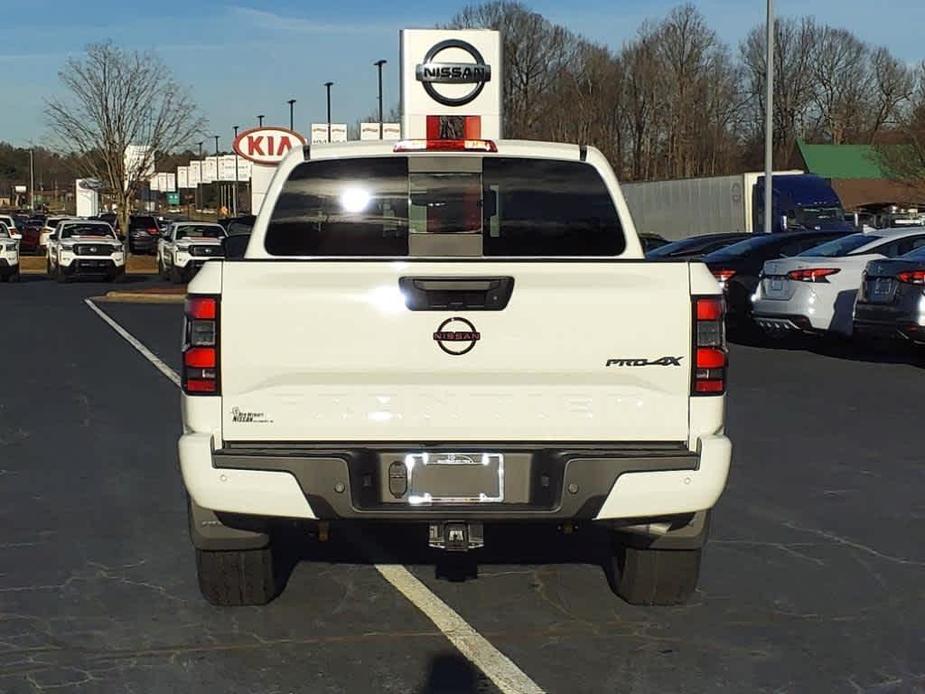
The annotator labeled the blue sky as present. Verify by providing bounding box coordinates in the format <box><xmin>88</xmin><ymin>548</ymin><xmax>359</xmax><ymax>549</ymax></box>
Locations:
<box><xmin>1</xmin><ymin>0</ymin><xmax>923</xmax><ymax>147</ymax></box>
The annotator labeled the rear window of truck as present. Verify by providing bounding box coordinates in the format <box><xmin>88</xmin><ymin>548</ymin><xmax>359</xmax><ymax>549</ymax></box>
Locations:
<box><xmin>265</xmin><ymin>157</ymin><xmax>625</xmax><ymax>256</ymax></box>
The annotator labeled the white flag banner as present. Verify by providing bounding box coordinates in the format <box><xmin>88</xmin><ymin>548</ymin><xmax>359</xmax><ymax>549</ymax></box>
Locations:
<box><xmin>177</xmin><ymin>166</ymin><xmax>189</xmax><ymax>189</ymax></box>
<box><xmin>236</xmin><ymin>157</ymin><xmax>252</xmax><ymax>182</ymax></box>
<box><xmin>149</xmin><ymin>174</ymin><xmax>161</xmax><ymax>192</ymax></box>
<box><xmin>383</xmin><ymin>123</ymin><xmax>401</xmax><ymax>140</ymax></box>
<box><xmin>165</xmin><ymin>173</ymin><xmax>176</xmax><ymax>193</ymax></box>
<box><xmin>360</xmin><ymin>122</ymin><xmax>401</xmax><ymax>141</ymax></box>
<box><xmin>157</xmin><ymin>172</ymin><xmax>169</xmax><ymax>192</ymax></box>
<box><xmin>188</xmin><ymin>161</ymin><xmax>202</xmax><ymax>186</ymax></box>
<box><xmin>202</xmin><ymin>157</ymin><xmax>217</xmax><ymax>184</ymax></box>
<box><xmin>219</xmin><ymin>155</ymin><xmax>238</xmax><ymax>181</ymax></box>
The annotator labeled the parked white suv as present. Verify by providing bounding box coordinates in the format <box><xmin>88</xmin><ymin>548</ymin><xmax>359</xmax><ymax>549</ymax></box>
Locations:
<box><xmin>157</xmin><ymin>222</ymin><xmax>226</xmax><ymax>283</ymax></box>
<box><xmin>46</xmin><ymin>219</ymin><xmax>125</xmax><ymax>282</ymax></box>
<box><xmin>0</xmin><ymin>221</ymin><xmax>19</xmax><ymax>282</ymax></box>
<box><xmin>178</xmin><ymin>138</ymin><xmax>733</xmax><ymax>607</ymax></box>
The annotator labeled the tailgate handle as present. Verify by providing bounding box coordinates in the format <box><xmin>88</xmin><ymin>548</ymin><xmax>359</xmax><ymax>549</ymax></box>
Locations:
<box><xmin>399</xmin><ymin>276</ymin><xmax>515</xmax><ymax>311</ymax></box>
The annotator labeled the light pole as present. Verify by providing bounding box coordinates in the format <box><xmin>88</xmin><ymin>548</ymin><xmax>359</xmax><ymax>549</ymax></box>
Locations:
<box><xmin>258</xmin><ymin>114</ymin><xmax>265</xmax><ymax>127</ymax></box>
<box><xmin>29</xmin><ymin>148</ymin><xmax>35</xmax><ymax>211</ymax></box>
<box><xmin>324</xmin><ymin>81</ymin><xmax>334</xmax><ymax>143</ymax></box>
<box><xmin>213</xmin><ymin>135</ymin><xmax>221</xmax><ymax>213</ymax></box>
<box><xmin>287</xmin><ymin>99</ymin><xmax>296</xmax><ymax>131</ymax></box>
<box><xmin>232</xmin><ymin>125</ymin><xmax>239</xmax><ymax>216</ymax></box>
<box><xmin>764</xmin><ymin>0</ymin><xmax>774</xmax><ymax>233</ymax></box>
<box><xmin>196</xmin><ymin>141</ymin><xmax>204</xmax><ymax>214</ymax></box>
<box><xmin>374</xmin><ymin>60</ymin><xmax>387</xmax><ymax>139</ymax></box>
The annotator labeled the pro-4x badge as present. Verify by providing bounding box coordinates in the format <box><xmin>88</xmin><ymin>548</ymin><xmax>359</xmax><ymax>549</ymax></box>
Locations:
<box><xmin>606</xmin><ymin>357</ymin><xmax>683</xmax><ymax>367</ymax></box>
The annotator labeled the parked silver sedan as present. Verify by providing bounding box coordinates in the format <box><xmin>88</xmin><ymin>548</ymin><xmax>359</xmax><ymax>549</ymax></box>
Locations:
<box><xmin>853</xmin><ymin>246</ymin><xmax>925</xmax><ymax>345</ymax></box>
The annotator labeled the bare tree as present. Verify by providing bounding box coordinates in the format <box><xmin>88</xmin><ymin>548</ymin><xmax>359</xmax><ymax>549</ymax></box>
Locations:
<box><xmin>867</xmin><ymin>48</ymin><xmax>916</xmax><ymax>141</ymax></box>
<box><xmin>45</xmin><ymin>42</ymin><xmax>205</xmax><ymax>244</ymax></box>
<box><xmin>741</xmin><ymin>17</ymin><xmax>818</xmax><ymax>160</ymax></box>
<box><xmin>876</xmin><ymin>62</ymin><xmax>925</xmax><ymax>190</ymax></box>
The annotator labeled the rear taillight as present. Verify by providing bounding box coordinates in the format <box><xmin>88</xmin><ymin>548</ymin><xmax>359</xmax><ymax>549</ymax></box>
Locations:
<box><xmin>183</xmin><ymin>296</ymin><xmax>219</xmax><ymax>395</ymax></box>
<box><xmin>787</xmin><ymin>268</ymin><xmax>840</xmax><ymax>282</ymax></box>
<box><xmin>692</xmin><ymin>296</ymin><xmax>727</xmax><ymax>396</ymax></box>
<box><xmin>897</xmin><ymin>270</ymin><xmax>925</xmax><ymax>285</ymax></box>
<box><xmin>147</xmin><ymin>227</ymin><xmax>159</xmax><ymax>235</ymax></box>
<box><xmin>711</xmin><ymin>268</ymin><xmax>737</xmax><ymax>282</ymax></box>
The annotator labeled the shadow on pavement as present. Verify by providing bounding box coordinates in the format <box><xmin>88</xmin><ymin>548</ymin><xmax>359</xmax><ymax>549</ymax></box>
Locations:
<box><xmin>272</xmin><ymin>521</ymin><xmax>615</xmax><ymax>596</ymax></box>
<box><xmin>730</xmin><ymin>326</ymin><xmax>924</xmax><ymax>367</ymax></box>
<box><xmin>418</xmin><ymin>653</ymin><xmax>483</xmax><ymax>694</ymax></box>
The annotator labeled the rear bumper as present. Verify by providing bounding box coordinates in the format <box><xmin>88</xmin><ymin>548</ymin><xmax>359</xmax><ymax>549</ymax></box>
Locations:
<box><xmin>854</xmin><ymin>318</ymin><xmax>925</xmax><ymax>344</ymax></box>
<box><xmin>178</xmin><ymin>435</ymin><xmax>732</xmax><ymax>522</ymax></box>
<box><xmin>752</xmin><ymin>313</ymin><xmax>818</xmax><ymax>334</ymax></box>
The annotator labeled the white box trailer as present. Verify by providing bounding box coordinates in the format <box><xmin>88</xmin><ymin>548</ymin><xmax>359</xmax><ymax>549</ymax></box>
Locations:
<box><xmin>622</xmin><ymin>171</ymin><xmax>805</xmax><ymax>240</ymax></box>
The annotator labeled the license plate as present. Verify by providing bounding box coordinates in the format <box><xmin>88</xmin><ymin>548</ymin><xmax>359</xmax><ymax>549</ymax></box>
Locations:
<box><xmin>869</xmin><ymin>277</ymin><xmax>895</xmax><ymax>302</ymax></box>
<box><xmin>769</xmin><ymin>278</ymin><xmax>784</xmax><ymax>292</ymax></box>
<box><xmin>406</xmin><ymin>452</ymin><xmax>504</xmax><ymax>505</ymax></box>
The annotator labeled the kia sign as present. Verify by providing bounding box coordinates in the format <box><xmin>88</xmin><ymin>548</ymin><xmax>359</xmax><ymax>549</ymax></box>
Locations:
<box><xmin>233</xmin><ymin>127</ymin><xmax>307</xmax><ymax>165</ymax></box>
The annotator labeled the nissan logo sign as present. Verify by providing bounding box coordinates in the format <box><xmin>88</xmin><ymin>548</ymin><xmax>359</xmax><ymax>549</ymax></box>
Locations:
<box><xmin>415</xmin><ymin>39</ymin><xmax>492</xmax><ymax>107</ymax></box>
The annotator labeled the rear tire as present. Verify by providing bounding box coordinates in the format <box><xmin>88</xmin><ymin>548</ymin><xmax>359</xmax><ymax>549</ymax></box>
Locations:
<box><xmin>195</xmin><ymin>546</ymin><xmax>278</xmax><ymax>606</ymax></box>
<box><xmin>610</xmin><ymin>543</ymin><xmax>702</xmax><ymax>606</ymax></box>
<box><xmin>55</xmin><ymin>263</ymin><xmax>68</xmax><ymax>283</ymax></box>
<box><xmin>168</xmin><ymin>266</ymin><xmax>183</xmax><ymax>284</ymax></box>
<box><xmin>9</xmin><ymin>271</ymin><xmax>20</xmax><ymax>283</ymax></box>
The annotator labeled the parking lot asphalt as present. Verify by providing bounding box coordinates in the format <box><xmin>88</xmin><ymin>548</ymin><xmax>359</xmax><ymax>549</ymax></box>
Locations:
<box><xmin>1</xmin><ymin>277</ymin><xmax>923</xmax><ymax>693</ymax></box>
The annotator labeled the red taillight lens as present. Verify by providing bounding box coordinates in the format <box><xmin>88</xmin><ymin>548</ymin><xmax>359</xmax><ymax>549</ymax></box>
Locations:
<box><xmin>183</xmin><ymin>295</ymin><xmax>219</xmax><ymax>396</ymax></box>
<box><xmin>393</xmin><ymin>139</ymin><xmax>498</xmax><ymax>153</ymax></box>
<box><xmin>711</xmin><ymin>269</ymin><xmax>737</xmax><ymax>283</ymax></box>
<box><xmin>185</xmin><ymin>297</ymin><xmax>217</xmax><ymax>320</ymax></box>
<box><xmin>692</xmin><ymin>296</ymin><xmax>727</xmax><ymax>396</ymax></box>
<box><xmin>184</xmin><ymin>347</ymin><xmax>216</xmax><ymax>369</ymax></box>
<box><xmin>147</xmin><ymin>227</ymin><xmax>158</xmax><ymax>235</ymax></box>
<box><xmin>696</xmin><ymin>297</ymin><xmax>723</xmax><ymax>321</ymax></box>
<box><xmin>897</xmin><ymin>270</ymin><xmax>925</xmax><ymax>285</ymax></box>
<box><xmin>696</xmin><ymin>347</ymin><xmax>727</xmax><ymax>369</ymax></box>
<box><xmin>787</xmin><ymin>268</ymin><xmax>840</xmax><ymax>282</ymax></box>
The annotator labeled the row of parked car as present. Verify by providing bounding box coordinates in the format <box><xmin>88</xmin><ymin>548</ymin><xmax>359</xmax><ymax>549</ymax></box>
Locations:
<box><xmin>0</xmin><ymin>211</ymin><xmax>257</xmax><ymax>284</ymax></box>
<box><xmin>646</xmin><ymin>228</ymin><xmax>925</xmax><ymax>348</ymax></box>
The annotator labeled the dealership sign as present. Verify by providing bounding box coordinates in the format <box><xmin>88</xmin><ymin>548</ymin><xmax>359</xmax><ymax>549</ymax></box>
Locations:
<box><xmin>401</xmin><ymin>29</ymin><xmax>502</xmax><ymax>140</ymax></box>
<box><xmin>233</xmin><ymin>127</ymin><xmax>307</xmax><ymax>165</ymax></box>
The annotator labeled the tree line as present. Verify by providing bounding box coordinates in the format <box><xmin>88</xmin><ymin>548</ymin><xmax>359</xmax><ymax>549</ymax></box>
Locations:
<box><xmin>449</xmin><ymin>1</ymin><xmax>925</xmax><ymax>182</ymax></box>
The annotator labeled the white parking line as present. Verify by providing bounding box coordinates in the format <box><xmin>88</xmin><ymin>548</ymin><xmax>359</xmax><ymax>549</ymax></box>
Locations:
<box><xmin>84</xmin><ymin>299</ymin><xmax>545</xmax><ymax>694</ymax></box>
<box><xmin>84</xmin><ymin>299</ymin><xmax>180</xmax><ymax>386</ymax></box>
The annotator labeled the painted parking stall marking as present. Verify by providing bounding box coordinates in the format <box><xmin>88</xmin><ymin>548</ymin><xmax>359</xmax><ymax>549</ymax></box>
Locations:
<box><xmin>83</xmin><ymin>298</ymin><xmax>546</xmax><ymax>694</ymax></box>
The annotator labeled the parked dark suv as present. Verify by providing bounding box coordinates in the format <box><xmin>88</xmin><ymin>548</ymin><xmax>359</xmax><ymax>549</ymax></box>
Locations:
<box><xmin>127</xmin><ymin>215</ymin><xmax>160</xmax><ymax>254</ymax></box>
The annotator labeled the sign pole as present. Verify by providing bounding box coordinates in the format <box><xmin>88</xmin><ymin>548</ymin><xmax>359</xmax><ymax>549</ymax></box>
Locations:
<box><xmin>232</xmin><ymin>126</ymin><xmax>239</xmax><ymax>216</ymax></box>
<box><xmin>324</xmin><ymin>82</ymin><xmax>334</xmax><ymax>143</ymax></box>
<box><xmin>375</xmin><ymin>60</ymin><xmax>387</xmax><ymax>140</ymax></box>
<box><xmin>763</xmin><ymin>0</ymin><xmax>775</xmax><ymax>233</ymax></box>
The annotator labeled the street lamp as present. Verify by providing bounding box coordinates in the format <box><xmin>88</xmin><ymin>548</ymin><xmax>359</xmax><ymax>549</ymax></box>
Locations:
<box><xmin>287</xmin><ymin>99</ymin><xmax>296</xmax><ymax>131</ymax></box>
<box><xmin>258</xmin><ymin>114</ymin><xmax>265</xmax><ymax>127</ymax></box>
<box><xmin>232</xmin><ymin>125</ymin><xmax>239</xmax><ymax>216</ymax></box>
<box><xmin>763</xmin><ymin>0</ymin><xmax>774</xmax><ymax>233</ymax></box>
<box><xmin>196</xmin><ymin>140</ymin><xmax>204</xmax><ymax>214</ymax></box>
<box><xmin>324</xmin><ymin>82</ymin><xmax>334</xmax><ymax>143</ymax></box>
<box><xmin>374</xmin><ymin>60</ymin><xmax>387</xmax><ymax>140</ymax></box>
<box><xmin>213</xmin><ymin>136</ymin><xmax>221</xmax><ymax>213</ymax></box>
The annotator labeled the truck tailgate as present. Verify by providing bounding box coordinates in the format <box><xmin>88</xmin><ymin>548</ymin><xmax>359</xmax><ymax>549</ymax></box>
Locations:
<box><xmin>219</xmin><ymin>261</ymin><xmax>692</xmax><ymax>442</ymax></box>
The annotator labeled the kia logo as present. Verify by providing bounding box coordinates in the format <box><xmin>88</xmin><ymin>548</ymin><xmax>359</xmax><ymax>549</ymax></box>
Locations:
<box><xmin>232</xmin><ymin>127</ymin><xmax>307</xmax><ymax>165</ymax></box>
<box><xmin>433</xmin><ymin>317</ymin><xmax>481</xmax><ymax>356</ymax></box>
<box><xmin>416</xmin><ymin>39</ymin><xmax>492</xmax><ymax>107</ymax></box>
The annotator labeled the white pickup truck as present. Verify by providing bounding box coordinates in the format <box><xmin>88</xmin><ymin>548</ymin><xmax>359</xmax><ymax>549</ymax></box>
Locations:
<box><xmin>179</xmin><ymin>138</ymin><xmax>732</xmax><ymax>607</ymax></box>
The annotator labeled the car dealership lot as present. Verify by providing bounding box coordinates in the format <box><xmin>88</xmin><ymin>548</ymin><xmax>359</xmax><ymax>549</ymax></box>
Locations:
<box><xmin>1</xmin><ymin>278</ymin><xmax>923</xmax><ymax>693</ymax></box>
